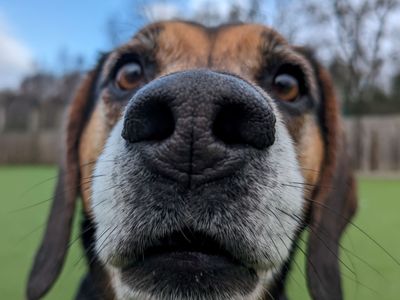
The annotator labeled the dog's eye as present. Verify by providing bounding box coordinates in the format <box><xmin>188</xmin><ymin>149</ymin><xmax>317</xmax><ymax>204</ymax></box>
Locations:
<box><xmin>272</xmin><ymin>73</ymin><xmax>300</xmax><ymax>102</ymax></box>
<box><xmin>115</xmin><ymin>62</ymin><xmax>143</xmax><ymax>90</ymax></box>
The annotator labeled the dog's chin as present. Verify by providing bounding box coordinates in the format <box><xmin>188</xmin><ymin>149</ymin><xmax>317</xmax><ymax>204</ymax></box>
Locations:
<box><xmin>120</xmin><ymin>252</ymin><xmax>258</xmax><ymax>299</ymax></box>
<box><xmin>109</xmin><ymin>231</ymin><xmax>260</xmax><ymax>299</ymax></box>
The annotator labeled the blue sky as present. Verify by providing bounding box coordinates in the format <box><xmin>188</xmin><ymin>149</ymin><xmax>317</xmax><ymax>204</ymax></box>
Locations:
<box><xmin>0</xmin><ymin>0</ymin><xmax>144</xmax><ymax>69</ymax></box>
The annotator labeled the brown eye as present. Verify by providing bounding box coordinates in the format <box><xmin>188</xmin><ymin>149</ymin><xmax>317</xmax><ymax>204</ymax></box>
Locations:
<box><xmin>272</xmin><ymin>73</ymin><xmax>300</xmax><ymax>102</ymax></box>
<box><xmin>115</xmin><ymin>62</ymin><xmax>143</xmax><ymax>90</ymax></box>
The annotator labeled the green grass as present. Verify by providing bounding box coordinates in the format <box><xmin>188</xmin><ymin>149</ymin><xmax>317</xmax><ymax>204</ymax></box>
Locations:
<box><xmin>0</xmin><ymin>166</ymin><xmax>85</xmax><ymax>300</ymax></box>
<box><xmin>0</xmin><ymin>166</ymin><xmax>399</xmax><ymax>299</ymax></box>
<box><xmin>287</xmin><ymin>177</ymin><xmax>400</xmax><ymax>300</ymax></box>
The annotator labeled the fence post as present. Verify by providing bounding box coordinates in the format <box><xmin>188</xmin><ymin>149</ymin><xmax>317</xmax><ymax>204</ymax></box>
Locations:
<box><xmin>0</xmin><ymin>104</ymin><xmax>5</xmax><ymax>134</ymax></box>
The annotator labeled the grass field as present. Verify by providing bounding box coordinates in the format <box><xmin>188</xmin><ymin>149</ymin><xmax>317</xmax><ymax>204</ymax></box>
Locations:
<box><xmin>0</xmin><ymin>166</ymin><xmax>399</xmax><ymax>299</ymax></box>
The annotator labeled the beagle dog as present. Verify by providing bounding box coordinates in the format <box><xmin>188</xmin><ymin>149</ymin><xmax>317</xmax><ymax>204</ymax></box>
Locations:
<box><xmin>27</xmin><ymin>21</ymin><xmax>357</xmax><ymax>300</ymax></box>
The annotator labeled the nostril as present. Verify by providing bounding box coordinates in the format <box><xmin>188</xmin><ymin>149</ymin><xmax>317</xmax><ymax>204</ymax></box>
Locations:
<box><xmin>212</xmin><ymin>103</ymin><xmax>276</xmax><ymax>150</ymax></box>
<box><xmin>213</xmin><ymin>104</ymin><xmax>246</xmax><ymax>145</ymax></box>
<box><xmin>122</xmin><ymin>100</ymin><xmax>175</xmax><ymax>143</ymax></box>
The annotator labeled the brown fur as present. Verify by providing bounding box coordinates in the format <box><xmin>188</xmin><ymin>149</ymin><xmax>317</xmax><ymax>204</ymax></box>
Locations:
<box><xmin>79</xmin><ymin>102</ymin><xmax>111</xmax><ymax>212</ymax></box>
<box><xmin>297</xmin><ymin>115</ymin><xmax>325</xmax><ymax>199</ymax></box>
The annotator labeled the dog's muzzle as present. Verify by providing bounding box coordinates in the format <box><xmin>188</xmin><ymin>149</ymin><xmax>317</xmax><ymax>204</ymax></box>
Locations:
<box><xmin>92</xmin><ymin>69</ymin><xmax>304</xmax><ymax>300</ymax></box>
<box><xmin>121</xmin><ymin>69</ymin><xmax>276</xmax><ymax>187</ymax></box>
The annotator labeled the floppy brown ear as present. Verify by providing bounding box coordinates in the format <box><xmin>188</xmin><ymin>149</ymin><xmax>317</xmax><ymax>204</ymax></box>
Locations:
<box><xmin>306</xmin><ymin>65</ymin><xmax>358</xmax><ymax>300</ymax></box>
<box><xmin>26</xmin><ymin>64</ymin><xmax>103</xmax><ymax>299</ymax></box>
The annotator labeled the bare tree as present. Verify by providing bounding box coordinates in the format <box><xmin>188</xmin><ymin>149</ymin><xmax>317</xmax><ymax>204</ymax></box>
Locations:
<box><xmin>106</xmin><ymin>15</ymin><xmax>122</xmax><ymax>48</ymax></box>
<box><xmin>298</xmin><ymin>0</ymin><xmax>400</xmax><ymax>111</ymax></box>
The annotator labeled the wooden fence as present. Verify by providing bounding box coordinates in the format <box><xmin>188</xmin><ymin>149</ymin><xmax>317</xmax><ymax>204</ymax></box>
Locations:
<box><xmin>0</xmin><ymin>100</ymin><xmax>64</xmax><ymax>164</ymax></box>
<box><xmin>344</xmin><ymin>116</ymin><xmax>400</xmax><ymax>172</ymax></box>
<box><xmin>1</xmin><ymin>100</ymin><xmax>400</xmax><ymax>172</ymax></box>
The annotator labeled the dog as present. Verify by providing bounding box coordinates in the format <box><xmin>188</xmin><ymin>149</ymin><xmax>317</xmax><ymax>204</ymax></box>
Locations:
<box><xmin>27</xmin><ymin>21</ymin><xmax>357</xmax><ymax>300</ymax></box>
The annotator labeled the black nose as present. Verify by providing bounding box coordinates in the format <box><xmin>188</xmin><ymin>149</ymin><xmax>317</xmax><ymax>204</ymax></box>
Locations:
<box><xmin>122</xmin><ymin>69</ymin><xmax>275</xmax><ymax>186</ymax></box>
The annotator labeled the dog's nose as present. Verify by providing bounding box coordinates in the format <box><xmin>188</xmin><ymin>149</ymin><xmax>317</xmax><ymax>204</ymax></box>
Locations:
<box><xmin>122</xmin><ymin>69</ymin><xmax>275</xmax><ymax>186</ymax></box>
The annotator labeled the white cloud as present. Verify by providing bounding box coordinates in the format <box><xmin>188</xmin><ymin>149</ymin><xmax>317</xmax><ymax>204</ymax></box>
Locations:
<box><xmin>0</xmin><ymin>12</ymin><xmax>34</xmax><ymax>89</ymax></box>
<box><xmin>143</xmin><ymin>3</ymin><xmax>181</xmax><ymax>22</ymax></box>
<box><xmin>189</xmin><ymin>0</ymin><xmax>233</xmax><ymax>19</ymax></box>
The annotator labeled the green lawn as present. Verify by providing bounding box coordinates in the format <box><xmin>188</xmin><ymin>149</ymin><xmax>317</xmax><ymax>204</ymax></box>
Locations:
<box><xmin>0</xmin><ymin>166</ymin><xmax>399</xmax><ymax>299</ymax></box>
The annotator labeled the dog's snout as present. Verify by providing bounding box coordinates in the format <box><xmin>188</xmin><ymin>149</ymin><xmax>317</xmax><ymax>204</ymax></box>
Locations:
<box><xmin>122</xmin><ymin>69</ymin><xmax>275</xmax><ymax>185</ymax></box>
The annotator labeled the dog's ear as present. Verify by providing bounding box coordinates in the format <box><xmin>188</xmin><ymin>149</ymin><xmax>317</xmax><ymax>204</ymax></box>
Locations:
<box><xmin>26</xmin><ymin>57</ymin><xmax>105</xmax><ymax>300</ymax></box>
<box><xmin>305</xmin><ymin>60</ymin><xmax>358</xmax><ymax>300</ymax></box>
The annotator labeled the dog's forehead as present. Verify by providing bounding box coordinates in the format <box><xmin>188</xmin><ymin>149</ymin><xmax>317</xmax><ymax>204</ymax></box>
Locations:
<box><xmin>130</xmin><ymin>21</ymin><xmax>288</xmax><ymax>76</ymax></box>
<box><xmin>208</xmin><ymin>24</ymin><xmax>282</xmax><ymax>75</ymax></box>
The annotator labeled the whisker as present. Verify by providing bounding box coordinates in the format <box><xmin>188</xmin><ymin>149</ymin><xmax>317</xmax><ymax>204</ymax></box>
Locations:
<box><xmin>304</xmin><ymin>197</ymin><xmax>400</xmax><ymax>266</ymax></box>
<box><xmin>282</xmin><ymin>182</ymin><xmax>400</xmax><ymax>267</ymax></box>
<box><xmin>261</xmin><ymin>207</ymin><xmax>305</xmax><ymax>290</ymax></box>
<box><xmin>277</xmin><ymin>207</ymin><xmax>356</xmax><ymax>276</ymax></box>
<box><xmin>277</xmin><ymin>207</ymin><xmax>387</xmax><ymax>296</ymax></box>
<box><xmin>17</xmin><ymin>174</ymin><xmax>59</xmax><ymax>200</ymax></box>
